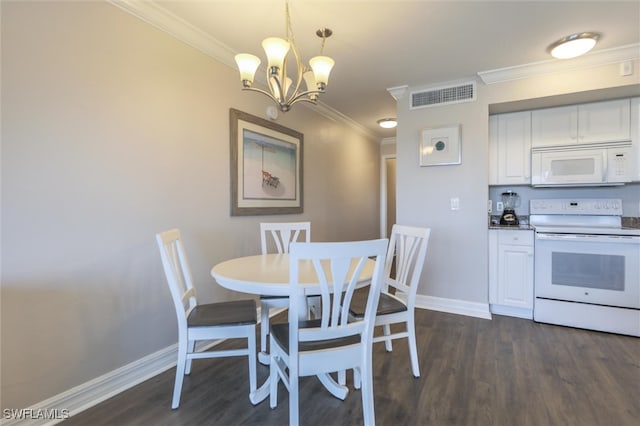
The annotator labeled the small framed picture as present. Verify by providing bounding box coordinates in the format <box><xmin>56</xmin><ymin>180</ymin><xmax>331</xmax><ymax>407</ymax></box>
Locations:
<box><xmin>419</xmin><ymin>124</ymin><xmax>461</xmax><ymax>166</ymax></box>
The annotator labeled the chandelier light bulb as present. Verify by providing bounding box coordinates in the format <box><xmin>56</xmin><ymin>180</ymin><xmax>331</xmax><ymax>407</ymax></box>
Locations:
<box><xmin>262</xmin><ymin>37</ymin><xmax>290</xmax><ymax>73</ymax></box>
<box><xmin>309</xmin><ymin>56</ymin><xmax>335</xmax><ymax>89</ymax></box>
<box><xmin>234</xmin><ymin>54</ymin><xmax>261</xmax><ymax>86</ymax></box>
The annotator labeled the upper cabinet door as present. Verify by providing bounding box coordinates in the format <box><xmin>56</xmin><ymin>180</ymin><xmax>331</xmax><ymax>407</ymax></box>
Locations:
<box><xmin>578</xmin><ymin>99</ymin><xmax>630</xmax><ymax>144</ymax></box>
<box><xmin>631</xmin><ymin>97</ymin><xmax>640</xmax><ymax>182</ymax></box>
<box><xmin>532</xmin><ymin>99</ymin><xmax>631</xmax><ymax>148</ymax></box>
<box><xmin>489</xmin><ymin>112</ymin><xmax>531</xmax><ymax>185</ymax></box>
<box><xmin>497</xmin><ymin>111</ymin><xmax>531</xmax><ymax>185</ymax></box>
<box><xmin>531</xmin><ymin>105</ymin><xmax>577</xmax><ymax>147</ymax></box>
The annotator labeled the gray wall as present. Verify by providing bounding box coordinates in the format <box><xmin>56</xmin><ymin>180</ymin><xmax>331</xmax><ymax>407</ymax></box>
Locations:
<box><xmin>396</xmin><ymin>64</ymin><xmax>640</xmax><ymax>303</ymax></box>
<box><xmin>1</xmin><ymin>2</ymin><xmax>380</xmax><ymax>408</ymax></box>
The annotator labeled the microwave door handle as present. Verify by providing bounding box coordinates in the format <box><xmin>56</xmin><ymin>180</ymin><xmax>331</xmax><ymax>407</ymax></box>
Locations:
<box><xmin>602</xmin><ymin>152</ymin><xmax>607</xmax><ymax>182</ymax></box>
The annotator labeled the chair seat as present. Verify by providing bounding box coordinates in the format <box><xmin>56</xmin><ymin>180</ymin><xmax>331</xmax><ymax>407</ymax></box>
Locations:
<box><xmin>188</xmin><ymin>299</ymin><xmax>257</xmax><ymax>327</ymax></box>
<box><xmin>349</xmin><ymin>287</ymin><xmax>408</xmax><ymax>318</ymax></box>
<box><xmin>271</xmin><ymin>319</ymin><xmax>360</xmax><ymax>353</ymax></box>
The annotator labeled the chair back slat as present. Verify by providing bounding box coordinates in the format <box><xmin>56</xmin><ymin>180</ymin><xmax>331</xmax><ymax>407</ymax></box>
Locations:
<box><xmin>386</xmin><ymin>225</ymin><xmax>431</xmax><ymax>303</ymax></box>
<box><xmin>289</xmin><ymin>239</ymin><xmax>388</xmax><ymax>344</ymax></box>
<box><xmin>156</xmin><ymin>229</ymin><xmax>197</xmax><ymax>329</ymax></box>
<box><xmin>260</xmin><ymin>222</ymin><xmax>311</xmax><ymax>254</ymax></box>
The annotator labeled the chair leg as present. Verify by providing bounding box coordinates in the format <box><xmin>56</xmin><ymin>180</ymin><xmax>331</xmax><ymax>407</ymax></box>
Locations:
<box><xmin>185</xmin><ymin>339</ymin><xmax>196</xmax><ymax>374</ymax></box>
<box><xmin>172</xmin><ymin>341</ymin><xmax>188</xmax><ymax>409</ymax></box>
<box><xmin>307</xmin><ymin>295</ymin><xmax>320</xmax><ymax>319</ymax></box>
<box><xmin>353</xmin><ymin>367</ymin><xmax>362</xmax><ymax>389</ymax></box>
<box><xmin>269</xmin><ymin>343</ymin><xmax>279</xmax><ymax>409</ymax></box>
<box><xmin>338</xmin><ymin>370</ymin><xmax>346</xmax><ymax>386</ymax></box>
<box><xmin>382</xmin><ymin>324</ymin><xmax>393</xmax><ymax>352</ymax></box>
<box><xmin>261</xmin><ymin>304</ymin><xmax>270</xmax><ymax>354</ymax></box>
<box><xmin>289</xmin><ymin>371</ymin><xmax>299</xmax><ymax>426</ymax></box>
<box><xmin>360</xmin><ymin>360</ymin><xmax>375</xmax><ymax>426</ymax></box>
<box><xmin>247</xmin><ymin>328</ymin><xmax>258</xmax><ymax>401</ymax></box>
<box><xmin>407</xmin><ymin>318</ymin><xmax>420</xmax><ymax>378</ymax></box>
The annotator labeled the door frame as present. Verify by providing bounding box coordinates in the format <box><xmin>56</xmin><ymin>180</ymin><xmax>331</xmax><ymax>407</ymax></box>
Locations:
<box><xmin>380</xmin><ymin>154</ymin><xmax>396</xmax><ymax>238</ymax></box>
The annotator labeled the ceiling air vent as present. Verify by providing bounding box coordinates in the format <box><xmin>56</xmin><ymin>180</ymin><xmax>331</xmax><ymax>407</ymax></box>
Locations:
<box><xmin>410</xmin><ymin>82</ymin><xmax>476</xmax><ymax>109</ymax></box>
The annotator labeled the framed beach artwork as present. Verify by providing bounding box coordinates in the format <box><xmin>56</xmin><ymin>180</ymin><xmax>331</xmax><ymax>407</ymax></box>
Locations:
<box><xmin>229</xmin><ymin>108</ymin><xmax>303</xmax><ymax>215</ymax></box>
<box><xmin>419</xmin><ymin>124</ymin><xmax>461</xmax><ymax>166</ymax></box>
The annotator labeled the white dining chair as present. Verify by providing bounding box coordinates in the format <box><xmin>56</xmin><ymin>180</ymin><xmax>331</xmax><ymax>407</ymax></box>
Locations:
<box><xmin>269</xmin><ymin>238</ymin><xmax>388</xmax><ymax>426</ymax></box>
<box><xmin>349</xmin><ymin>224</ymin><xmax>431</xmax><ymax>377</ymax></box>
<box><xmin>156</xmin><ymin>228</ymin><xmax>261</xmax><ymax>408</ymax></box>
<box><xmin>258</xmin><ymin>222</ymin><xmax>311</xmax><ymax>363</ymax></box>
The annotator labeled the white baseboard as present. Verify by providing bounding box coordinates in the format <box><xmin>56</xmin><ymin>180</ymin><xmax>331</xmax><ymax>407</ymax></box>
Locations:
<box><xmin>414</xmin><ymin>294</ymin><xmax>492</xmax><ymax>320</ymax></box>
<box><xmin>490</xmin><ymin>304</ymin><xmax>533</xmax><ymax>320</ymax></box>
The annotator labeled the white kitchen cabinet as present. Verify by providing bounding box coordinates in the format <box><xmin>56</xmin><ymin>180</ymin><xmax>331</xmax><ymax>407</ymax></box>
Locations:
<box><xmin>531</xmin><ymin>99</ymin><xmax>631</xmax><ymax>147</ymax></box>
<box><xmin>488</xmin><ymin>229</ymin><xmax>534</xmax><ymax>319</ymax></box>
<box><xmin>488</xmin><ymin>111</ymin><xmax>531</xmax><ymax>185</ymax></box>
<box><xmin>631</xmin><ymin>97</ymin><xmax>640</xmax><ymax>182</ymax></box>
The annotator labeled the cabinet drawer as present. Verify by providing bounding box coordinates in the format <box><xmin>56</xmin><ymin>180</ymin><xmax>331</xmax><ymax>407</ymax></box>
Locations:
<box><xmin>498</xmin><ymin>230</ymin><xmax>533</xmax><ymax>246</ymax></box>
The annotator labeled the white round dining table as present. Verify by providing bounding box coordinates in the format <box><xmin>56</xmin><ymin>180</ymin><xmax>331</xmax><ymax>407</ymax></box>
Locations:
<box><xmin>210</xmin><ymin>252</ymin><xmax>376</xmax><ymax>403</ymax></box>
<box><xmin>211</xmin><ymin>253</ymin><xmax>375</xmax><ymax>298</ymax></box>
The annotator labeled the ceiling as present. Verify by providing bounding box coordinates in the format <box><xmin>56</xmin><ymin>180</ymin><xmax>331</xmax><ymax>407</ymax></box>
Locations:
<box><xmin>144</xmin><ymin>1</ymin><xmax>640</xmax><ymax>138</ymax></box>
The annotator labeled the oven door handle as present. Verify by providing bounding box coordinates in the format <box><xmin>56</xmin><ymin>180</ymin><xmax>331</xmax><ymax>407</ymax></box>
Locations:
<box><xmin>536</xmin><ymin>233</ymin><xmax>640</xmax><ymax>244</ymax></box>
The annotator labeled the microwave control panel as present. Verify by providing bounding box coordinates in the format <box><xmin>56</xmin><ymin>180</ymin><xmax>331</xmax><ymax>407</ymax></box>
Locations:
<box><xmin>607</xmin><ymin>149</ymin><xmax>632</xmax><ymax>180</ymax></box>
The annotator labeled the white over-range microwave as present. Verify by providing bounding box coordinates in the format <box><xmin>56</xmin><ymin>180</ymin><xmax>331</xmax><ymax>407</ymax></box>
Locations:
<box><xmin>531</xmin><ymin>142</ymin><xmax>633</xmax><ymax>187</ymax></box>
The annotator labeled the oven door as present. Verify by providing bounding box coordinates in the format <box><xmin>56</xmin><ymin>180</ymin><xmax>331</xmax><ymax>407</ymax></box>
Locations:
<box><xmin>534</xmin><ymin>232</ymin><xmax>640</xmax><ymax>309</ymax></box>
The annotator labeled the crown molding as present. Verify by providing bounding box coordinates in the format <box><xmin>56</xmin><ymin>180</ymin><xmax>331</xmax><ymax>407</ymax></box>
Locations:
<box><xmin>107</xmin><ymin>0</ymin><xmax>377</xmax><ymax>140</ymax></box>
<box><xmin>108</xmin><ymin>0</ymin><xmax>237</xmax><ymax>69</ymax></box>
<box><xmin>478</xmin><ymin>44</ymin><xmax>640</xmax><ymax>84</ymax></box>
<box><xmin>387</xmin><ymin>85</ymin><xmax>408</xmax><ymax>101</ymax></box>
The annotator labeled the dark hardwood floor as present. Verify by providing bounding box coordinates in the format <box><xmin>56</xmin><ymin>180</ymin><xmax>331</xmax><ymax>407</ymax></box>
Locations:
<box><xmin>63</xmin><ymin>309</ymin><xmax>640</xmax><ymax>425</ymax></box>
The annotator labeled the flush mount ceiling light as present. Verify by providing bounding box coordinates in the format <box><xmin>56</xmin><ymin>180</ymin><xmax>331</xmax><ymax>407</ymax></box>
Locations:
<box><xmin>234</xmin><ymin>0</ymin><xmax>335</xmax><ymax>112</ymax></box>
<box><xmin>377</xmin><ymin>118</ymin><xmax>397</xmax><ymax>129</ymax></box>
<box><xmin>548</xmin><ymin>32</ymin><xmax>600</xmax><ymax>59</ymax></box>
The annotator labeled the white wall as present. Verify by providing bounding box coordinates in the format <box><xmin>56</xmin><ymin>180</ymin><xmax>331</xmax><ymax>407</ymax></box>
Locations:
<box><xmin>0</xmin><ymin>2</ymin><xmax>380</xmax><ymax>408</ymax></box>
<box><xmin>396</xmin><ymin>61</ymin><xmax>640</xmax><ymax>304</ymax></box>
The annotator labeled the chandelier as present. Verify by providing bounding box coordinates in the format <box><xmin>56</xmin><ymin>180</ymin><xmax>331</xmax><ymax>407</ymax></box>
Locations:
<box><xmin>234</xmin><ymin>0</ymin><xmax>335</xmax><ymax>112</ymax></box>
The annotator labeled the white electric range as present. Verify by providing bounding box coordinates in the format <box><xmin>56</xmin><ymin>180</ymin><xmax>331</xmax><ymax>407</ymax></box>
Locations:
<box><xmin>530</xmin><ymin>199</ymin><xmax>640</xmax><ymax>336</ymax></box>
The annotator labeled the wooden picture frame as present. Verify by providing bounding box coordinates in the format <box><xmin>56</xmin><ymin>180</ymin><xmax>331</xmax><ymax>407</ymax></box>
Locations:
<box><xmin>230</xmin><ymin>108</ymin><xmax>303</xmax><ymax>216</ymax></box>
<box><xmin>419</xmin><ymin>124</ymin><xmax>461</xmax><ymax>166</ymax></box>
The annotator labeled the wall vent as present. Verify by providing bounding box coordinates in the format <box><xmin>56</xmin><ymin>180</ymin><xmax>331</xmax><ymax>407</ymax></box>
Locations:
<box><xmin>410</xmin><ymin>81</ymin><xmax>476</xmax><ymax>109</ymax></box>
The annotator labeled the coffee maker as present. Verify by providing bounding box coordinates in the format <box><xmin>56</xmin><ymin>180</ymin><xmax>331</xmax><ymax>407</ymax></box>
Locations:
<box><xmin>499</xmin><ymin>191</ymin><xmax>521</xmax><ymax>225</ymax></box>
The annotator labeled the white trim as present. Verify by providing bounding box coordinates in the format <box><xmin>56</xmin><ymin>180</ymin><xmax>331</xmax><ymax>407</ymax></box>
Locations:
<box><xmin>415</xmin><ymin>294</ymin><xmax>492</xmax><ymax>320</ymax></box>
<box><xmin>106</xmin><ymin>0</ymin><xmax>378</xmax><ymax>141</ymax></box>
<box><xmin>387</xmin><ymin>85</ymin><xmax>408</xmax><ymax>101</ymax></box>
<box><xmin>107</xmin><ymin>0</ymin><xmax>237</xmax><ymax>69</ymax></box>
<box><xmin>379</xmin><ymin>153</ymin><xmax>396</xmax><ymax>238</ymax></box>
<box><xmin>478</xmin><ymin>44</ymin><xmax>640</xmax><ymax>84</ymax></box>
<box><xmin>490</xmin><ymin>304</ymin><xmax>533</xmax><ymax>320</ymax></box>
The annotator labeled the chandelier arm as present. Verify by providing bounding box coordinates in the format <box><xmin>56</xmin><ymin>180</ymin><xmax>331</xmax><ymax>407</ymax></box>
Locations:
<box><xmin>288</xmin><ymin>97</ymin><xmax>318</xmax><ymax>108</ymax></box>
<box><xmin>286</xmin><ymin>44</ymin><xmax>305</xmax><ymax>103</ymax></box>
<box><xmin>240</xmin><ymin>86</ymin><xmax>280</xmax><ymax>105</ymax></box>
<box><xmin>287</xmin><ymin>89</ymin><xmax>322</xmax><ymax>105</ymax></box>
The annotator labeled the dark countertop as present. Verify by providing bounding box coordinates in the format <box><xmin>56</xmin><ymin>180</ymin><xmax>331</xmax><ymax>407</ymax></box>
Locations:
<box><xmin>488</xmin><ymin>216</ymin><xmax>640</xmax><ymax>230</ymax></box>
<box><xmin>488</xmin><ymin>224</ymin><xmax>535</xmax><ymax>230</ymax></box>
<box><xmin>488</xmin><ymin>215</ymin><xmax>533</xmax><ymax>230</ymax></box>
